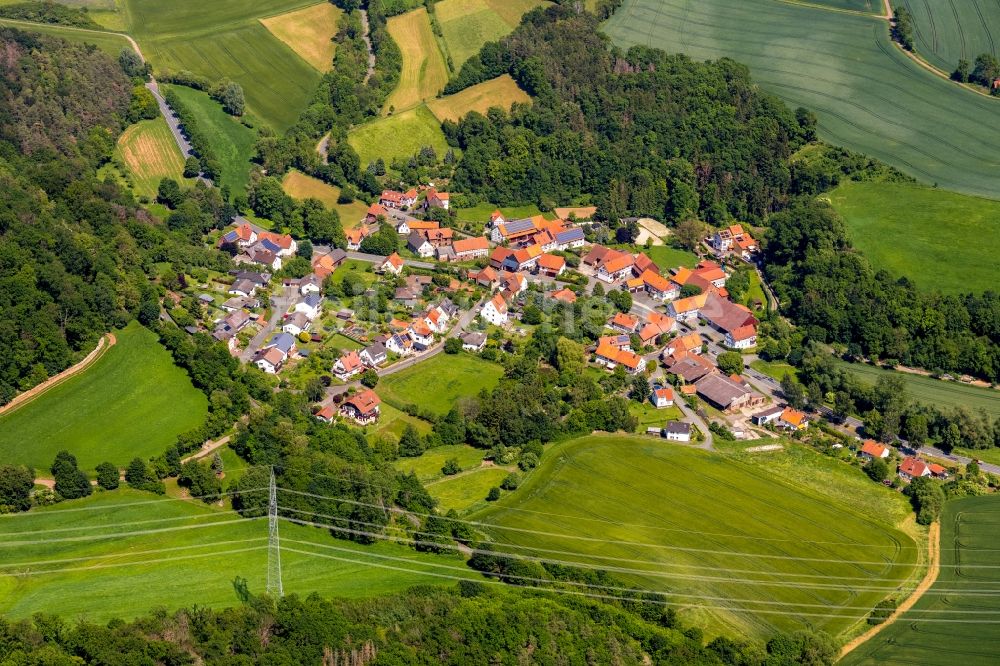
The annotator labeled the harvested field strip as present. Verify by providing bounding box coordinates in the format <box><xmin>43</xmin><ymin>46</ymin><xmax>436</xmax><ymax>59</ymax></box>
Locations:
<box><xmin>260</xmin><ymin>2</ymin><xmax>341</xmax><ymax>72</ymax></box>
<box><xmin>116</xmin><ymin>117</ymin><xmax>187</xmax><ymax>198</ymax></box>
<box><xmin>384</xmin><ymin>8</ymin><xmax>449</xmax><ymax>113</ymax></box>
<box><xmin>426</xmin><ymin>74</ymin><xmax>531</xmax><ymax>122</ymax></box>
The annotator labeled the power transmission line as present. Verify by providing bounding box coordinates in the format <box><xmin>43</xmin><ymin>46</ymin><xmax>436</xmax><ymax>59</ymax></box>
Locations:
<box><xmin>0</xmin><ymin>517</ymin><xmax>263</xmax><ymax>547</ymax></box>
<box><xmin>0</xmin><ymin>487</ymin><xmax>266</xmax><ymax>519</ymax></box>
<box><xmin>266</xmin><ymin>467</ymin><xmax>283</xmax><ymax>598</ymax></box>
<box><xmin>0</xmin><ymin>509</ymin><xmax>256</xmax><ymax>537</ymax></box>
<box><xmin>0</xmin><ymin>537</ymin><xmax>267</xmax><ymax>570</ymax></box>
<box><xmin>0</xmin><ymin>545</ymin><xmax>267</xmax><ymax>577</ymax></box>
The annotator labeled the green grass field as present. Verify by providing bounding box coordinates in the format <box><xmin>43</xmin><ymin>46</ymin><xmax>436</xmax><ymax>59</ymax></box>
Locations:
<box><xmin>281</xmin><ymin>169</ymin><xmax>370</xmax><ymax>227</ymax></box>
<box><xmin>394</xmin><ymin>444</ymin><xmax>487</xmax><ymax>482</ymax></box>
<box><xmin>843</xmin><ymin>495</ymin><xmax>1000</xmax><ymax>665</ymax></box>
<box><xmin>603</xmin><ymin>0</ymin><xmax>1000</xmax><ymax>200</ymax></box>
<box><xmin>477</xmin><ymin>434</ymin><xmax>921</xmax><ymax>639</ymax></box>
<box><xmin>115</xmin><ymin>116</ymin><xmax>188</xmax><ymax>199</ymax></box>
<box><xmin>827</xmin><ymin>180</ymin><xmax>1000</xmax><ymax>294</ymax></box>
<box><xmin>378</xmin><ymin>353</ymin><xmax>504</xmax><ymax>416</ymax></box>
<box><xmin>750</xmin><ymin>359</ymin><xmax>800</xmax><ymax>383</ymax></box>
<box><xmin>901</xmin><ymin>0</ymin><xmax>1000</xmax><ymax>73</ymax></box>
<box><xmin>0</xmin><ymin>489</ymin><xmax>471</xmax><ymax>622</ymax></box>
<box><xmin>163</xmin><ymin>84</ymin><xmax>256</xmax><ymax>195</ymax></box>
<box><xmin>643</xmin><ymin>244</ymin><xmax>699</xmax><ymax>270</ymax></box>
<box><xmin>374</xmin><ymin>403</ymin><xmax>433</xmax><ymax>441</ymax></box>
<box><xmin>835</xmin><ymin>360</ymin><xmax>1000</xmax><ymax>419</ymax></box>
<box><xmin>787</xmin><ymin>0</ymin><xmax>880</xmax><ymax>11</ymax></box>
<box><xmin>123</xmin><ymin>0</ymin><xmax>321</xmax><ymax>130</ymax></box>
<box><xmin>425</xmin><ymin>466</ymin><xmax>511</xmax><ymax>512</ymax></box>
<box><xmin>629</xmin><ymin>401</ymin><xmax>684</xmax><ymax>433</ymax></box>
<box><xmin>435</xmin><ymin>0</ymin><xmax>548</xmax><ymax>68</ymax></box>
<box><xmin>0</xmin><ymin>18</ymin><xmax>131</xmax><ymax>55</ymax></box>
<box><xmin>426</xmin><ymin>74</ymin><xmax>531</xmax><ymax>122</ymax></box>
<box><xmin>348</xmin><ymin>105</ymin><xmax>450</xmax><ymax>172</ymax></box>
<box><xmin>385</xmin><ymin>8</ymin><xmax>449</xmax><ymax>113</ymax></box>
<box><xmin>0</xmin><ymin>322</ymin><xmax>207</xmax><ymax>472</ymax></box>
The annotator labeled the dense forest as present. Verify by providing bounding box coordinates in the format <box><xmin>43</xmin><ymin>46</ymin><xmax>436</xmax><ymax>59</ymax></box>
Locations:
<box><xmin>0</xmin><ymin>586</ymin><xmax>837</xmax><ymax>665</ymax></box>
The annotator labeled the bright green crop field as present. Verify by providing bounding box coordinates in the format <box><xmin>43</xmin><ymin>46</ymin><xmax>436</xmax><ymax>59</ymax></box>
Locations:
<box><xmin>843</xmin><ymin>496</ymin><xmax>1000</xmax><ymax>666</ymax></box>
<box><xmin>477</xmin><ymin>435</ymin><xmax>921</xmax><ymax>639</ymax></box>
<box><xmin>827</xmin><ymin>180</ymin><xmax>1000</xmax><ymax>294</ymax></box>
<box><xmin>348</xmin><ymin>105</ymin><xmax>451</xmax><ymax>171</ymax></box>
<box><xmin>378</xmin><ymin>352</ymin><xmax>504</xmax><ymax>416</ymax></box>
<box><xmin>901</xmin><ymin>0</ymin><xmax>1000</xmax><ymax>73</ymax></box>
<box><xmin>122</xmin><ymin>0</ymin><xmax>321</xmax><ymax>129</ymax></box>
<box><xmin>834</xmin><ymin>360</ymin><xmax>1000</xmax><ymax>419</ymax></box>
<box><xmin>0</xmin><ymin>489</ymin><xmax>469</xmax><ymax>622</ymax></box>
<box><xmin>0</xmin><ymin>322</ymin><xmax>207</xmax><ymax>472</ymax></box>
<box><xmin>603</xmin><ymin>0</ymin><xmax>1000</xmax><ymax>200</ymax></box>
<box><xmin>162</xmin><ymin>84</ymin><xmax>256</xmax><ymax>195</ymax></box>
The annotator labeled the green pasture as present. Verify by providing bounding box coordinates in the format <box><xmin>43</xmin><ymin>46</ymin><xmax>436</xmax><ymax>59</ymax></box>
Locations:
<box><xmin>477</xmin><ymin>434</ymin><xmax>920</xmax><ymax>639</ymax></box>
<box><xmin>0</xmin><ymin>322</ymin><xmax>207</xmax><ymax>472</ymax></box>
<box><xmin>901</xmin><ymin>0</ymin><xmax>1000</xmax><ymax>73</ymax></box>
<box><xmin>952</xmin><ymin>447</ymin><xmax>1000</xmax><ymax>467</ymax></box>
<box><xmin>425</xmin><ymin>466</ymin><xmax>510</xmax><ymax>512</ymax></box>
<box><xmin>750</xmin><ymin>359</ymin><xmax>800</xmax><ymax>384</ymax></box>
<box><xmin>163</xmin><ymin>84</ymin><xmax>256</xmax><ymax>195</ymax></box>
<box><xmin>348</xmin><ymin>105</ymin><xmax>450</xmax><ymax>172</ymax></box>
<box><xmin>378</xmin><ymin>352</ymin><xmax>504</xmax><ymax>416</ymax></box>
<box><xmin>0</xmin><ymin>18</ymin><xmax>130</xmax><ymax>55</ymax></box>
<box><xmin>394</xmin><ymin>444</ymin><xmax>486</xmax><ymax>482</ymax></box>
<box><xmin>603</xmin><ymin>0</ymin><xmax>1000</xmax><ymax>200</ymax></box>
<box><xmin>834</xmin><ymin>360</ymin><xmax>1000</xmax><ymax>419</ymax></box>
<box><xmin>123</xmin><ymin>0</ymin><xmax>320</xmax><ymax>130</ymax></box>
<box><xmin>843</xmin><ymin>495</ymin><xmax>1000</xmax><ymax>666</ymax></box>
<box><xmin>372</xmin><ymin>403</ymin><xmax>432</xmax><ymax>441</ymax></box>
<box><xmin>0</xmin><ymin>489</ymin><xmax>469</xmax><ymax>622</ymax></box>
<box><xmin>827</xmin><ymin>180</ymin><xmax>1000</xmax><ymax>294</ymax></box>
<box><xmin>435</xmin><ymin>0</ymin><xmax>548</xmax><ymax>68</ymax></box>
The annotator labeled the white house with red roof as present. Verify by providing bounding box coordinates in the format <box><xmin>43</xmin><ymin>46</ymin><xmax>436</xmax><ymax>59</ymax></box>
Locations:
<box><xmin>341</xmin><ymin>389</ymin><xmax>381</xmax><ymax>425</ymax></box>
<box><xmin>651</xmin><ymin>385</ymin><xmax>674</xmax><ymax>408</ymax></box>
<box><xmin>481</xmin><ymin>293</ymin><xmax>509</xmax><ymax>325</ymax></box>
<box><xmin>423</xmin><ymin>188</ymin><xmax>450</xmax><ymax>210</ymax></box>
<box><xmin>378</xmin><ymin>252</ymin><xmax>404</xmax><ymax>275</ymax></box>
<box><xmin>898</xmin><ymin>457</ymin><xmax>931</xmax><ymax>481</ymax></box>
<box><xmin>860</xmin><ymin>440</ymin><xmax>891</xmax><ymax>460</ymax></box>
<box><xmin>333</xmin><ymin>350</ymin><xmax>364</xmax><ymax>381</ymax></box>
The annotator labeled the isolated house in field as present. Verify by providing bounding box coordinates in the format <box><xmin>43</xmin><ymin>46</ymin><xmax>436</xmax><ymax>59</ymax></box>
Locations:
<box><xmin>340</xmin><ymin>389</ymin><xmax>381</xmax><ymax>425</ymax></box>
<box><xmin>481</xmin><ymin>293</ymin><xmax>509</xmax><ymax>325</ymax></box>
<box><xmin>378</xmin><ymin>252</ymin><xmax>404</xmax><ymax>275</ymax></box>
<box><xmin>859</xmin><ymin>440</ymin><xmax>890</xmax><ymax>460</ymax></box>
<box><xmin>663</xmin><ymin>421</ymin><xmax>692</xmax><ymax>442</ymax></box>
<box><xmin>333</xmin><ymin>350</ymin><xmax>364</xmax><ymax>380</ymax></box>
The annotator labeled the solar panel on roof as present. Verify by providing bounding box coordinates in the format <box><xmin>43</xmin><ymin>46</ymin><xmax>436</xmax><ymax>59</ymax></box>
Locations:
<box><xmin>504</xmin><ymin>218</ymin><xmax>537</xmax><ymax>233</ymax></box>
<box><xmin>556</xmin><ymin>228</ymin><xmax>584</xmax><ymax>241</ymax></box>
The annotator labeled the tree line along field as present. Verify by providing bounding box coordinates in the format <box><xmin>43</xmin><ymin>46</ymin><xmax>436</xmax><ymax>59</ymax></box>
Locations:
<box><xmin>162</xmin><ymin>84</ymin><xmax>256</xmax><ymax>195</ymax></box>
<box><xmin>281</xmin><ymin>169</ymin><xmax>369</xmax><ymax>228</ymax></box>
<box><xmin>0</xmin><ymin>489</ymin><xmax>470</xmax><ymax>623</ymax></box>
<box><xmin>826</xmin><ymin>180</ymin><xmax>1000</xmax><ymax>295</ymax></box>
<box><xmin>259</xmin><ymin>2</ymin><xmax>342</xmax><ymax>72</ymax></box>
<box><xmin>602</xmin><ymin>0</ymin><xmax>1000</xmax><ymax>201</ymax></box>
<box><xmin>115</xmin><ymin>116</ymin><xmax>189</xmax><ymax>199</ymax></box>
<box><xmin>0</xmin><ymin>322</ymin><xmax>207</xmax><ymax>472</ymax></box>
<box><xmin>0</xmin><ymin>17</ymin><xmax>130</xmax><ymax>56</ymax></box>
<box><xmin>477</xmin><ymin>435</ymin><xmax>921</xmax><ymax>640</ymax></box>
<box><xmin>834</xmin><ymin>360</ymin><xmax>1000</xmax><ymax>419</ymax></box>
<box><xmin>120</xmin><ymin>0</ymin><xmax>322</xmax><ymax>130</ymax></box>
<box><xmin>901</xmin><ymin>0</ymin><xmax>1000</xmax><ymax>73</ymax></box>
<box><xmin>843</xmin><ymin>496</ymin><xmax>1000</xmax><ymax>666</ymax></box>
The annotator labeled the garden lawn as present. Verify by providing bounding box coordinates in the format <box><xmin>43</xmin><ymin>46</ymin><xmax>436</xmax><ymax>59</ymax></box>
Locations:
<box><xmin>393</xmin><ymin>444</ymin><xmax>486</xmax><ymax>482</ymax></box>
<box><xmin>642</xmin><ymin>244</ymin><xmax>699</xmax><ymax>270</ymax></box>
<box><xmin>0</xmin><ymin>321</ymin><xmax>207</xmax><ymax>472</ymax></box>
<box><xmin>281</xmin><ymin>169</ymin><xmax>369</xmax><ymax>227</ymax></box>
<box><xmin>477</xmin><ymin>434</ymin><xmax>920</xmax><ymax>639</ymax></box>
<box><xmin>123</xmin><ymin>0</ymin><xmax>321</xmax><ymax>130</ymax></box>
<box><xmin>834</xmin><ymin>360</ymin><xmax>1000</xmax><ymax>419</ymax></box>
<box><xmin>842</xmin><ymin>495</ymin><xmax>1000</xmax><ymax>666</ymax></box>
<box><xmin>435</xmin><ymin>0</ymin><xmax>548</xmax><ymax>68</ymax></box>
<box><xmin>0</xmin><ymin>18</ymin><xmax>131</xmax><ymax>55</ymax></box>
<box><xmin>115</xmin><ymin>116</ymin><xmax>188</xmax><ymax>199</ymax></box>
<box><xmin>372</xmin><ymin>403</ymin><xmax>432</xmax><ymax>441</ymax></box>
<box><xmin>603</xmin><ymin>0</ymin><xmax>1000</xmax><ymax>200</ymax></box>
<box><xmin>259</xmin><ymin>2</ymin><xmax>341</xmax><ymax>72</ymax></box>
<box><xmin>629</xmin><ymin>401</ymin><xmax>684</xmax><ymax>433</ymax></box>
<box><xmin>901</xmin><ymin>0</ymin><xmax>1000</xmax><ymax>73</ymax></box>
<box><xmin>0</xmin><ymin>489</ymin><xmax>469</xmax><ymax>622</ymax></box>
<box><xmin>162</xmin><ymin>85</ymin><xmax>256</xmax><ymax>195</ymax></box>
<box><xmin>348</xmin><ymin>105</ymin><xmax>450</xmax><ymax>171</ymax></box>
<box><xmin>749</xmin><ymin>359</ymin><xmax>800</xmax><ymax>384</ymax></box>
<box><xmin>377</xmin><ymin>352</ymin><xmax>504</xmax><ymax>416</ymax></box>
<box><xmin>425</xmin><ymin>466</ymin><xmax>510</xmax><ymax>512</ymax></box>
<box><xmin>827</xmin><ymin>180</ymin><xmax>1000</xmax><ymax>294</ymax></box>
<box><xmin>426</xmin><ymin>74</ymin><xmax>531</xmax><ymax>122</ymax></box>
<box><xmin>384</xmin><ymin>8</ymin><xmax>449</xmax><ymax>113</ymax></box>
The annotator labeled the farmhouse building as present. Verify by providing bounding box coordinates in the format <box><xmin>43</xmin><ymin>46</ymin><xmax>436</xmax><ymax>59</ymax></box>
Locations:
<box><xmin>341</xmin><ymin>389</ymin><xmax>381</xmax><ymax>425</ymax></box>
<box><xmin>694</xmin><ymin>373</ymin><xmax>763</xmax><ymax>412</ymax></box>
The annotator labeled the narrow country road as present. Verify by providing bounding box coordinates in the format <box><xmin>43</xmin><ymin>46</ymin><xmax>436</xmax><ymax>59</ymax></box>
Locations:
<box><xmin>182</xmin><ymin>435</ymin><xmax>232</xmax><ymax>464</ymax></box>
<box><xmin>240</xmin><ymin>284</ymin><xmax>298</xmax><ymax>362</ymax></box>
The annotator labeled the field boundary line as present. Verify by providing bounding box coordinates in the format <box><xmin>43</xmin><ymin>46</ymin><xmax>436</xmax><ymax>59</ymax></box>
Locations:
<box><xmin>838</xmin><ymin>521</ymin><xmax>941</xmax><ymax>659</ymax></box>
<box><xmin>0</xmin><ymin>333</ymin><xmax>116</xmax><ymax>420</ymax></box>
